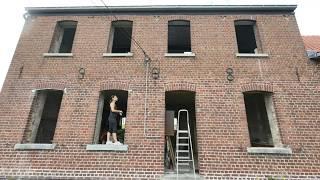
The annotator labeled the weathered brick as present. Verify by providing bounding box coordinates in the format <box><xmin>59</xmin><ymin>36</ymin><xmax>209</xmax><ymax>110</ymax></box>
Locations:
<box><xmin>0</xmin><ymin>5</ymin><xmax>319</xmax><ymax>180</ymax></box>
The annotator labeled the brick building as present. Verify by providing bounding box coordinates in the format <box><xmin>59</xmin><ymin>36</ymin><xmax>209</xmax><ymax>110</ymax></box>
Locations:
<box><xmin>0</xmin><ymin>3</ymin><xmax>320</xmax><ymax>179</ymax></box>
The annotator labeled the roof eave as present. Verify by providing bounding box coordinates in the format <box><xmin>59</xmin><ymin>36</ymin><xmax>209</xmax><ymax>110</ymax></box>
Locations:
<box><xmin>25</xmin><ymin>5</ymin><xmax>297</xmax><ymax>14</ymax></box>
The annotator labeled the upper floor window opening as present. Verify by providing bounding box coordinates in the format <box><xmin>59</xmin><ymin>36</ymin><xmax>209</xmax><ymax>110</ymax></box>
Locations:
<box><xmin>168</xmin><ymin>20</ymin><xmax>191</xmax><ymax>53</ymax></box>
<box><xmin>107</xmin><ymin>20</ymin><xmax>133</xmax><ymax>53</ymax></box>
<box><xmin>49</xmin><ymin>20</ymin><xmax>77</xmax><ymax>53</ymax></box>
<box><xmin>235</xmin><ymin>20</ymin><xmax>262</xmax><ymax>54</ymax></box>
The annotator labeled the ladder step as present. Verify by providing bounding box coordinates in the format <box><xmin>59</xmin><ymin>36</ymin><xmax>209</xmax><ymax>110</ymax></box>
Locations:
<box><xmin>177</xmin><ymin>156</ymin><xmax>190</xmax><ymax>158</ymax></box>
<box><xmin>178</xmin><ymin>130</ymin><xmax>188</xmax><ymax>133</ymax></box>
<box><xmin>178</xmin><ymin>159</ymin><xmax>192</xmax><ymax>162</ymax></box>
<box><xmin>177</xmin><ymin>156</ymin><xmax>190</xmax><ymax>159</ymax></box>
<box><xmin>177</xmin><ymin>143</ymin><xmax>189</xmax><ymax>146</ymax></box>
<box><xmin>177</xmin><ymin>150</ymin><xmax>189</xmax><ymax>153</ymax></box>
<box><xmin>178</xmin><ymin>137</ymin><xmax>189</xmax><ymax>139</ymax></box>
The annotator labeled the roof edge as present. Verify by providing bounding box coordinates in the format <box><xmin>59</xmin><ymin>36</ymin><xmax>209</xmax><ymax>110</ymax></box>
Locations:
<box><xmin>25</xmin><ymin>5</ymin><xmax>298</xmax><ymax>14</ymax></box>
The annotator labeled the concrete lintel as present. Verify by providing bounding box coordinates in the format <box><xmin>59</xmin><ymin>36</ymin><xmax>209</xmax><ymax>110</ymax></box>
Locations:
<box><xmin>247</xmin><ymin>147</ymin><xmax>292</xmax><ymax>155</ymax></box>
<box><xmin>14</xmin><ymin>143</ymin><xmax>56</xmax><ymax>150</ymax></box>
<box><xmin>86</xmin><ymin>144</ymin><xmax>128</xmax><ymax>151</ymax></box>
<box><xmin>236</xmin><ymin>53</ymin><xmax>269</xmax><ymax>58</ymax></box>
<box><xmin>165</xmin><ymin>52</ymin><xmax>196</xmax><ymax>57</ymax></box>
<box><xmin>103</xmin><ymin>52</ymin><xmax>133</xmax><ymax>57</ymax></box>
<box><xmin>43</xmin><ymin>53</ymin><xmax>73</xmax><ymax>57</ymax></box>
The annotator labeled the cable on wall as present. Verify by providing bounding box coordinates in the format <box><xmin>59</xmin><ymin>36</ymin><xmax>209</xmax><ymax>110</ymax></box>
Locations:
<box><xmin>98</xmin><ymin>0</ymin><xmax>160</xmax><ymax>139</ymax></box>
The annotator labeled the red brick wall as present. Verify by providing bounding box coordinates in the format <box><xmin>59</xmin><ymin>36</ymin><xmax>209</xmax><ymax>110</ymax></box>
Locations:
<box><xmin>0</xmin><ymin>12</ymin><xmax>319</xmax><ymax>179</ymax></box>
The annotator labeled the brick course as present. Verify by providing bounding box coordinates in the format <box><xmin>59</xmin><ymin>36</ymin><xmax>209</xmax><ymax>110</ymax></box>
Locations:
<box><xmin>0</xmin><ymin>7</ymin><xmax>319</xmax><ymax>179</ymax></box>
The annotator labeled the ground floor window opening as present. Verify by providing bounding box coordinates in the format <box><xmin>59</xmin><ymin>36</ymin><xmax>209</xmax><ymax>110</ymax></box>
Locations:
<box><xmin>94</xmin><ymin>90</ymin><xmax>128</xmax><ymax>144</ymax></box>
<box><xmin>244</xmin><ymin>92</ymin><xmax>275</xmax><ymax>147</ymax></box>
<box><xmin>165</xmin><ymin>90</ymin><xmax>199</xmax><ymax>174</ymax></box>
<box><xmin>23</xmin><ymin>89</ymin><xmax>63</xmax><ymax>144</ymax></box>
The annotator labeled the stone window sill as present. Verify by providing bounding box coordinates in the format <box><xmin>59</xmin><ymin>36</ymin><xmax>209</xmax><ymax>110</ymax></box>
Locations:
<box><xmin>43</xmin><ymin>53</ymin><xmax>73</xmax><ymax>57</ymax></box>
<box><xmin>165</xmin><ymin>52</ymin><xmax>196</xmax><ymax>57</ymax></box>
<box><xmin>14</xmin><ymin>143</ymin><xmax>56</xmax><ymax>150</ymax></box>
<box><xmin>103</xmin><ymin>52</ymin><xmax>133</xmax><ymax>57</ymax></box>
<box><xmin>247</xmin><ymin>147</ymin><xmax>292</xmax><ymax>155</ymax></box>
<box><xmin>236</xmin><ymin>53</ymin><xmax>269</xmax><ymax>58</ymax></box>
<box><xmin>86</xmin><ymin>144</ymin><xmax>128</xmax><ymax>152</ymax></box>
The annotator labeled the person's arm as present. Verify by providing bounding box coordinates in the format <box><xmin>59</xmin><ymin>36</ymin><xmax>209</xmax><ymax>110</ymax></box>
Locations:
<box><xmin>110</xmin><ymin>102</ymin><xmax>122</xmax><ymax>113</ymax></box>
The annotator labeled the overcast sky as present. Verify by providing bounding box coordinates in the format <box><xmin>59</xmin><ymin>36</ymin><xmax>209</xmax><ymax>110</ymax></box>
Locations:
<box><xmin>0</xmin><ymin>0</ymin><xmax>319</xmax><ymax>91</ymax></box>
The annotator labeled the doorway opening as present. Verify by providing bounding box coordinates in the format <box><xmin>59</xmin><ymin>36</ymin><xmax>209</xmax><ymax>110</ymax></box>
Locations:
<box><xmin>164</xmin><ymin>90</ymin><xmax>198</xmax><ymax>174</ymax></box>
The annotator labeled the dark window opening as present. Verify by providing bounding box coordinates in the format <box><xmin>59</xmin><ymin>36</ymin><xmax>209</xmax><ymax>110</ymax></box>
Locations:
<box><xmin>23</xmin><ymin>89</ymin><xmax>63</xmax><ymax>144</ymax></box>
<box><xmin>235</xmin><ymin>21</ymin><xmax>258</xmax><ymax>53</ymax></box>
<box><xmin>49</xmin><ymin>21</ymin><xmax>77</xmax><ymax>53</ymax></box>
<box><xmin>168</xmin><ymin>20</ymin><xmax>191</xmax><ymax>53</ymax></box>
<box><xmin>59</xmin><ymin>28</ymin><xmax>76</xmax><ymax>53</ymax></box>
<box><xmin>94</xmin><ymin>90</ymin><xmax>128</xmax><ymax>144</ymax></box>
<box><xmin>108</xmin><ymin>21</ymin><xmax>133</xmax><ymax>53</ymax></box>
<box><xmin>165</xmin><ymin>91</ymin><xmax>199</xmax><ymax>174</ymax></box>
<box><xmin>244</xmin><ymin>92</ymin><xmax>274</xmax><ymax>147</ymax></box>
<box><xmin>35</xmin><ymin>90</ymin><xmax>63</xmax><ymax>143</ymax></box>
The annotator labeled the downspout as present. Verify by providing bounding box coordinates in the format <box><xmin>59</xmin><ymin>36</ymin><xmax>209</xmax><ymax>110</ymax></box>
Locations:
<box><xmin>23</xmin><ymin>12</ymin><xmax>29</xmax><ymax>20</ymax></box>
<box><xmin>143</xmin><ymin>56</ymin><xmax>160</xmax><ymax>138</ymax></box>
<box><xmin>144</xmin><ymin>58</ymin><xmax>149</xmax><ymax>137</ymax></box>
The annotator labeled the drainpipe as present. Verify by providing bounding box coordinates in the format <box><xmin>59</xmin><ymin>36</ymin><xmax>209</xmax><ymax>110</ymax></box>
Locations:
<box><xmin>23</xmin><ymin>12</ymin><xmax>29</xmax><ymax>20</ymax></box>
<box><xmin>144</xmin><ymin>57</ymin><xmax>150</xmax><ymax>137</ymax></box>
<box><xmin>143</xmin><ymin>56</ymin><xmax>160</xmax><ymax>139</ymax></box>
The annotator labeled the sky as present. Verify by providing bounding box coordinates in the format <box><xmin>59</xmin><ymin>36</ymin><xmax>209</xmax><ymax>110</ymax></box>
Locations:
<box><xmin>0</xmin><ymin>0</ymin><xmax>319</xmax><ymax>91</ymax></box>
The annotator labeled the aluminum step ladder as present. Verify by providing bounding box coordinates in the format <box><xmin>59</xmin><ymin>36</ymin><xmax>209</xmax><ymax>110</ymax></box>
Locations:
<box><xmin>176</xmin><ymin>109</ymin><xmax>196</xmax><ymax>178</ymax></box>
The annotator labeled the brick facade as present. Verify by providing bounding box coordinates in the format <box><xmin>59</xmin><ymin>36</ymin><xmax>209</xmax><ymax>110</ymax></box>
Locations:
<box><xmin>0</xmin><ymin>5</ymin><xmax>319</xmax><ymax>179</ymax></box>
